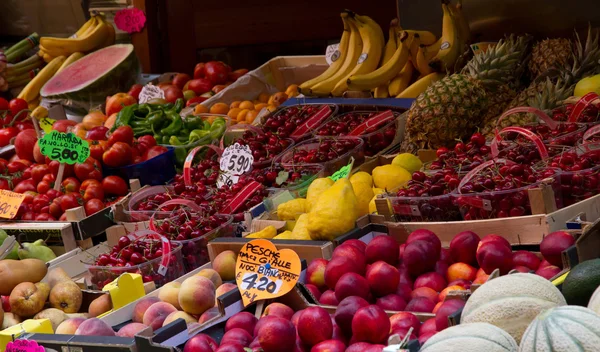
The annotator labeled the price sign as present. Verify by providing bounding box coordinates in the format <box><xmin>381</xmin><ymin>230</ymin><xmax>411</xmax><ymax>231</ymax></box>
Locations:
<box><xmin>0</xmin><ymin>190</ymin><xmax>26</xmax><ymax>219</ymax></box>
<box><xmin>38</xmin><ymin>117</ymin><xmax>56</xmax><ymax>134</ymax></box>
<box><xmin>220</xmin><ymin>143</ymin><xmax>254</xmax><ymax>175</ymax></box>
<box><xmin>329</xmin><ymin>157</ymin><xmax>355</xmax><ymax>182</ymax></box>
<box><xmin>235</xmin><ymin>239</ymin><xmax>301</xmax><ymax>306</ymax></box>
<box><xmin>217</xmin><ymin>171</ymin><xmax>240</xmax><ymax>189</ymax></box>
<box><xmin>39</xmin><ymin>131</ymin><xmax>90</xmax><ymax>165</ymax></box>
<box><xmin>138</xmin><ymin>83</ymin><xmax>165</xmax><ymax>104</ymax></box>
<box><xmin>6</xmin><ymin>340</ymin><xmax>45</xmax><ymax>352</ymax></box>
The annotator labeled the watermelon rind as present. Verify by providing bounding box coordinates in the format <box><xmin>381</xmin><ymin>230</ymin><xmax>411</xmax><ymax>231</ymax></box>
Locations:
<box><xmin>41</xmin><ymin>44</ymin><xmax>140</xmax><ymax>104</ymax></box>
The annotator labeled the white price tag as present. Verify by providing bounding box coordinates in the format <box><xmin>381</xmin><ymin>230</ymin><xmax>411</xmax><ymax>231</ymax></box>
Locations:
<box><xmin>219</xmin><ymin>143</ymin><xmax>254</xmax><ymax>175</ymax></box>
<box><xmin>138</xmin><ymin>83</ymin><xmax>165</xmax><ymax>104</ymax></box>
<box><xmin>217</xmin><ymin>172</ymin><xmax>239</xmax><ymax>189</ymax></box>
<box><xmin>325</xmin><ymin>43</ymin><xmax>341</xmax><ymax>66</ymax></box>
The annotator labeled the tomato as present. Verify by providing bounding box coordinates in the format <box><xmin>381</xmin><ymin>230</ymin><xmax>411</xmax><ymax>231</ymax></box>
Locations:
<box><xmin>103</xmin><ymin>142</ymin><xmax>132</xmax><ymax>167</ymax></box>
<box><xmin>80</xmin><ymin>179</ymin><xmax>102</xmax><ymax>191</ymax></box>
<box><xmin>105</xmin><ymin>93</ymin><xmax>136</xmax><ymax>117</ymax></box>
<box><xmin>143</xmin><ymin>145</ymin><xmax>168</xmax><ymax>161</ymax></box>
<box><xmin>72</xmin><ymin>124</ymin><xmax>88</xmax><ymax>139</ymax></box>
<box><xmin>8</xmin><ymin>99</ymin><xmax>28</xmax><ymax>118</ymax></box>
<box><xmin>185</xmin><ymin>96</ymin><xmax>208</xmax><ymax>107</ymax></box>
<box><xmin>0</xmin><ymin>159</ymin><xmax>7</xmax><ymax>173</ymax></box>
<box><xmin>60</xmin><ymin>193</ymin><xmax>82</xmax><ymax>212</ymax></box>
<box><xmin>37</xmin><ymin>180</ymin><xmax>51</xmax><ymax>194</ymax></box>
<box><xmin>46</xmin><ymin>189</ymin><xmax>62</xmax><ymax>201</ymax></box>
<box><xmin>15</xmin><ymin>121</ymin><xmax>33</xmax><ymax>132</ymax></box>
<box><xmin>59</xmin><ymin>213</ymin><xmax>67</xmax><ymax>221</ymax></box>
<box><xmin>133</xmin><ymin>141</ymin><xmax>148</xmax><ymax>157</ymax></box>
<box><xmin>0</xmin><ymin>128</ymin><xmax>19</xmax><ymax>147</ymax></box>
<box><xmin>35</xmin><ymin>213</ymin><xmax>56</xmax><ymax>221</ymax></box>
<box><xmin>82</xmin><ymin>185</ymin><xmax>104</xmax><ymax>202</ymax></box>
<box><xmin>138</xmin><ymin>135</ymin><xmax>157</xmax><ymax>148</ymax></box>
<box><xmin>61</xmin><ymin>177</ymin><xmax>81</xmax><ymax>193</ymax></box>
<box><xmin>228</xmin><ymin>68</ymin><xmax>249</xmax><ymax>82</ymax></box>
<box><xmin>87</xmin><ymin>126</ymin><xmax>109</xmax><ymax>141</ymax></box>
<box><xmin>14</xmin><ymin>129</ymin><xmax>37</xmax><ymax>162</ymax></box>
<box><xmin>102</xmin><ymin>176</ymin><xmax>128</xmax><ymax>196</ymax></box>
<box><xmin>74</xmin><ymin>157</ymin><xmax>103</xmax><ymax>182</ymax></box>
<box><xmin>7</xmin><ymin>161</ymin><xmax>28</xmax><ymax>174</ymax></box>
<box><xmin>89</xmin><ymin>141</ymin><xmax>107</xmax><ymax>160</ymax></box>
<box><xmin>32</xmin><ymin>194</ymin><xmax>50</xmax><ymax>213</ymax></box>
<box><xmin>49</xmin><ymin>198</ymin><xmax>62</xmax><ymax>218</ymax></box>
<box><xmin>0</xmin><ymin>98</ymin><xmax>8</xmax><ymax>111</ymax></box>
<box><xmin>52</xmin><ymin>120</ymin><xmax>77</xmax><ymax>133</ymax></box>
<box><xmin>82</xmin><ymin>111</ymin><xmax>107</xmax><ymax>130</ymax></box>
<box><xmin>21</xmin><ymin>212</ymin><xmax>36</xmax><ymax>221</ymax></box>
<box><xmin>172</xmin><ymin>73</ymin><xmax>191</xmax><ymax>90</ymax></box>
<box><xmin>23</xmin><ymin>191</ymin><xmax>37</xmax><ymax>203</ymax></box>
<box><xmin>30</xmin><ymin>164</ymin><xmax>51</xmax><ymax>183</ymax></box>
<box><xmin>13</xmin><ymin>179</ymin><xmax>36</xmax><ymax>193</ymax></box>
<box><xmin>42</xmin><ymin>173</ymin><xmax>56</xmax><ymax>183</ymax></box>
<box><xmin>164</xmin><ymin>86</ymin><xmax>184</xmax><ymax>103</ymax></box>
<box><xmin>0</xmin><ymin>178</ymin><xmax>9</xmax><ymax>190</ymax></box>
<box><xmin>128</xmin><ymin>84</ymin><xmax>143</xmax><ymax>101</ymax></box>
<box><xmin>107</xmin><ymin>126</ymin><xmax>134</xmax><ymax>146</ymax></box>
<box><xmin>33</xmin><ymin>142</ymin><xmax>45</xmax><ymax>164</ymax></box>
<box><xmin>187</xmin><ymin>78</ymin><xmax>213</xmax><ymax>95</ymax></box>
<box><xmin>194</xmin><ymin>63</ymin><xmax>206</xmax><ymax>79</ymax></box>
<box><xmin>204</xmin><ymin>61</ymin><xmax>229</xmax><ymax>85</ymax></box>
<box><xmin>49</xmin><ymin>161</ymin><xmax>74</xmax><ymax>178</ymax></box>
<box><xmin>84</xmin><ymin>198</ymin><xmax>105</xmax><ymax>216</ymax></box>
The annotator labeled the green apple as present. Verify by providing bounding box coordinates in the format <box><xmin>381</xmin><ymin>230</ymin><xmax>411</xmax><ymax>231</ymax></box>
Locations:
<box><xmin>183</xmin><ymin>90</ymin><xmax>196</xmax><ymax>101</ymax></box>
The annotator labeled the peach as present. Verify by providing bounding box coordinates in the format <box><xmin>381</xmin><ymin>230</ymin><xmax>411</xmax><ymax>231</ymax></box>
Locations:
<box><xmin>540</xmin><ymin>231</ymin><xmax>574</xmax><ymax>267</ymax></box>
<box><xmin>184</xmin><ymin>334</ymin><xmax>218</xmax><ymax>352</ymax></box>
<box><xmin>225</xmin><ymin>312</ymin><xmax>257</xmax><ymax>335</ymax></box>
<box><xmin>310</xmin><ymin>339</ymin><xmax>346</xmax><ymax>352</ymax></box>
<box><xmin>304</xmin><ymin>284</ymin><xmax>322</xmax><ymax>301</ymax></box>
<box><xmin>143</xmin><ymin>302</ymin><xmax>178</xmax><ymax>330</ymax></box>
<box><xmin>343</xmin><ymin>239</ymin><xmax>367</xmax><ymax>253</ymax></box>
<box><xmin>324</xmin><ymin>256</ymin><xmax>364</xmax><ymax>290</ymax></box>
<box><xmin>376</xmin><ymin>294</ymin><xmax>406</xmax><ymax>311</ymax></box>
<box><xmin>117</xmin><ymin>322</ymin><xmax>148</xmax><ymax>337</ymax></box>
<box><xmin>513</xmin><ymin>265</ymin><xmax>531</xmax><ymax>273</ymax></box>
<box><xmin>221</xmin><ymin>328</ymin><xmax>253</xmax><ymax>347</ymax></box>
<box><xmin>398</xmin><ymin>266</ymin><xmax>413</xmax><ymax>287</ymax></box>
<box><xmin>434</xmin><ymin>260</ymin><xmax>449</xmax><ymax>278</ymax></box>
<box><xmin>475</xmin><ymin>267</ymin><xmax>487</xmax><ymax>278</ymax></box>
<box><xmin>55</xmin><ymin>317</ymin><xmax>86</xmax><ymax>334</ymax></box>
<box><xmin>395</xmin><ymin>283</ymin><xmax>412</xmax><ymax>302</ymax></box>
<box><xmin>366</xmin><ymin>261</ymin><xmax>399</xmax><ymax>297</ymax></box>
<box><xmin>476</xmin><ymin>241</ymin><xmax>513</xmax><ymax>274</ymax></box>
<box><xmin>306</xmin><ymin>259</ymin><xmax>329</xmax><ymax>292</ymax></box>
<box><xmin>158</xmin><ymin>282</ymin><xmax>182</xmax><ymax>310</ymax></box>
<box><xmin>179</xmin><ymin>276</ymin><xmax>216</xmax><ymax>315</ymax></box>
<box><xmin>75</xmin><ymin>318</ymin><xmax>115</xmax><ymax>336</ymax></box>
<box><xmin>334</xmin><ymin>296</ymin><xmax>369</xmax><ymax>336</ymax></box>
<box><xmin>420</xmin><ymin>318</ymin><xmax>437</xmax><ymax>335</ymax></box>
<box><xmin>215</xmin><ymin>343</ymin><xmax>245</xmax><ymax>352</ymax></box>
<box><xmin>351</xmin><ymin>305</ymin><xmax>390</xmax><ymax>344</ymax></box>
<box><xmin>447</xmin><ymin>279</ymin><xmax>471</xmax><ymax>289</ymax></box>
<box><xmin>164</xmin><ymin>311</ymin><xmax>197</xmax><ymax>326</ymax></box>
<box><xmin>414</xmin><ymin>272</ymin><xmax>447</xmax><ymax>292</ymax></box>
<box><xmin>406</xmin><ymin>297</ymin><xmax>436</xmax><ymax>313</ymax></box>
<box><xmin>449</xmin><ymin>231</ymin><xmax>480</xmax><ymax>265</ymax></box>
<box><xmin>263</xmin><ymin>303</ymin><xmax>294</xmax><ymax>320</ymax></box>
<box><xmin>254</xmin><ymin>315</ymin><xmax>279</xmax><ymax>336</ymax></box>
<box><xmin>196</xmin><ymin>268</ymin><xmax>223</xmax><ymax>288</ymax></box>
<box><xmin>512</xmin><ymin>250</ymin><xmax>541</xmax><ymax>270</ymax></box>
<box><xmin>132</xmin><ymin>296</ymin><xmax>161</xmax><ymax>323</ymax></box>
<box><xmin>535</xmin><ymin>264</ymin><xmax>562</xmax><ymax>279</ymax></box>
<box><xmin>435</xmin><ymin>299</ymin><xmax>465</xmax><ymax>331</ymax></box>
<box><xmin>432</xmin><ymin>301</ymin><xmax>443</xmax><ymax>314</ymax></box>
<box><xmin>439</xmin><ymin>285</ymin><xmax>466</xmax><ymax>302</ymax></box>
<box><xmin>419</xmin><ymin>332</ymin><xmax>436</xmax><ymax>346</ymax></box>
<box><xmin>319</xmin><ymin>290</ymin><xmax>339</xmax><ymax>306</ymax></box>
<box><xmin>411</xmin><ymin>287</ymin><xmax>439</xmax><ymax>303</ymax></box>
<box><xmin>479</xmin><ymin>234</ymin><xmax>511</xmax><ymax>249</ymax></box>
<box><xmin>407</xmin><ymin>229</ymin><xmax>441</xmax><ymax>257</ymax></box>
<box><xmin>212</xmin><ymin>250</ymin><xmax>237</xmax><ymax>281</ymax></box>
<box><xmin>390</xmin><ymin>327</ymin><xmax>417</xmax><ymax>341</ymax></box>
<box><xmin>390</xmin><ymin>311</ymin><xmax>421</xmax><ymax>333</ymax></box>
<box><xmin>335</xmin><ymin>272</ymin><xmax>370</xmax><ymax>302</ymax></box>
<box><xmin>198</xmin><ymin>307</ymin><xmax>220</xmax><ymax>325</ymax></box>
<box><xmin>215</xmin><ymin>282</ymin><xmax>237</xmax><ymax>305</ymax></box>
<box><xmin>446</xmin><ymin>262</ymin><xmax>477</xmax><ymax>282</ymax></box>
<box><xmin>440</xmin><ymin>248</ymin><xmax>452</xmax><ymax>263</ymax></box>
<box><xmin>257</xmin><ymin>316</ymin><xmax>296</xmax><ymax>352</ymax></box>
<box><xmin>332</xmin><ymin>244</ymin><xmax>367</xmax><ymax>270</ymax></box>
<box><xmin>402</xmin><ymin>240</ymin><xmax>438</xmax><ymax>276</ymax></box>
<box><xmin>365</xmin><ymin>236</ymin><xmax>399</xmax><ymax>265</ymax></box>
<box><xmin>298</xmin><ymin>306</ymin><xmax>333</xmax><ymax>346</ymax></box>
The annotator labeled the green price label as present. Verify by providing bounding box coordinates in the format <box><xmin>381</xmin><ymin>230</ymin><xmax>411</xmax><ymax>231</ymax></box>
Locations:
<box><xmin>329</xmin><ymin>157</ymin><xmax>355</xmax><ymax>181</ymax></box>
<box><xmin>39</xmin><ymin>131</ymin><xmax>90</xmax><ymax>165</ymax></box>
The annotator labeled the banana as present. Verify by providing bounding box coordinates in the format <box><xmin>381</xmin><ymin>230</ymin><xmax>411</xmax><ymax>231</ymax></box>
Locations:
<box><xmin>409</xmin><ymin>33</ymin><xmax>421</xmax><ymax>68</ymax></box>
<box><xmin>404</xmin><ymin>30</ymin><xmax>437</xmax><ymax>45</ymax></box>
<box><xmin>347</xmin><ymin>31</ymin><xmax>411</xmax><ymax>91</ymax></box>
<box><xmin>450</xmin><ymin>0</ymin><xmax>470</xmax><ymax>44</ymax></box>
<box><xmin>40</xmin><ymin>15</ymin><xmax>109</xmax><ymax>54</ymax></box>
<box><xmin>78</xmin><ymin>16</ymin><xmax>99</xmax><ymax>39</ymax></box>
<box><xmin>18</xmin><ymin>55</ymin><xmax>66</xmax><ymax>102</ymax></box>
<box><xmin>299</xmin><ymin>12</ymin><xmax>352</xmax><ymax>93</ymax></box>
<box><xmin>31</xmin><ymin>106</ymin><xmax>49</xmax><ymax>120</ymax></box>
<box><xmin>396</xmin><ymin>72</ymin><xmax>445</xmax><ymax>98</ymax></box>
<box><xmin>309</xmin><ymin>17</ymin><xmax>363</xmax><ymax>97</ymax></box>
<box><xmin>101</xmin><ymin>20</ymin><xmax>116</xmax><ymax>47</ymax></box>
<box><xmin>74</xmin><ymin>16</ymin><xmax>96</xmax><ymax>38</ymax></box>
<box><xmin>57</xmin><ymin>52</ymin><xmax>85</xmax><ymax>73</ymax></box>
<box><xmin>428</xmin><ymin>3</ymin><xmax>461</xmax><ymax>72</ymax></box>
<box><xmin>331</xmin><ymin>14</ymin><xmax>385</xmax><ymax>96</ymax></box>
<box><xmin>372</xmin><ymin>19</ymin><xmax>400</xmax><ymax>98</ymax></box>
<box><xmin>388</xmin><ymin>60</ymin><xmax>414</xmax><ymax>96</ymax></box>
<box><xmin>415</xmin><ymin>45</ymin><xmax>435</xmax><ymax>75</ymax></box>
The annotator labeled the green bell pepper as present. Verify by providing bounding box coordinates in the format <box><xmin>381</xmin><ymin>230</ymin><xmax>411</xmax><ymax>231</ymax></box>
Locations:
<box><xmin>112</xmin><ymin>104</ymin><xmax>136</xmax><ymax>131</ymax></box>
<box><xmin>169</xmin><ymin>135</ymin><xmax>188</xmax><ymax>166</ymax></box>
<box><xmin>160</xmin><ymin>111</ymin><xmax>183</xmax><ymax>136</ymax></box>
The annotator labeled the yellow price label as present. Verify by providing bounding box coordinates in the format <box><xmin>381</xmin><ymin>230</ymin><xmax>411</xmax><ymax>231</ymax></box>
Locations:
<box><xmin>0</xmin><ymin>190</ymin><xmax>26</xmax><ymax>219</ymax></box>
<box><xmin>39</xmin><ymin>117</ymin><xmax>56</xmax><ymax>134</ymax></box>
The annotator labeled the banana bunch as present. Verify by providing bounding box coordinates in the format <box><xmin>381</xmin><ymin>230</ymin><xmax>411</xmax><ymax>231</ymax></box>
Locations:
<box><xmin>38</xmin><ymin>14</ymin><xmax>115</xmax><ymax>63</ymax></box>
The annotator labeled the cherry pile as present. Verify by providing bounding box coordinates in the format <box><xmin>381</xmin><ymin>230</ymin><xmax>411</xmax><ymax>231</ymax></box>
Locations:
<box><xmin>552</xmin><ymin>103</ymin><xmax>600</xmax><ymax>123</ymax></box>
<box><xmin>286</xmin><ymin>138</ymin><xmax>360</xmax><ymax>164</ymax></box>
<box><xmin>427</xmin><ymin>132</ymin><xmax>489</xmax><ymax>171</ymax></box>
<box><xmin>547</xmin><ymin>148</ymin><xmax>600</xmax><ymax>206</ymax></box>
<box><xmin>212</xmin><ymin>177</ymin><xmax>270</xmax><ymax>221</ymax></box>
<box><xmin>509</xmin><ymin>123</ymin><xmax>585</xmax><ymax>146</ymax></box>
<box><xmin>261</xmin><ymin>105</ymin><xmax>326</xmax><ymax>138</ymax></box>
<box><xmin>245</xmin><ymin>163</ymin><xmax>322</xmax><ymax>189</ymax></box>
<box><xmin>234</xmin><ymin>131</ymin><xmax>293</xmax><ymax>166</ymax></box>
<box><xmin>89</xmin><ymin>236</ymin><xmax>184</xmax><ymax>289</ymax></box>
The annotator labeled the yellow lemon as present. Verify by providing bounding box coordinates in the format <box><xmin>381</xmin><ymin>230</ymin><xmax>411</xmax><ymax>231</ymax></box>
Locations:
<box><xmin>277</xmin><ymin>198</ymin><xmax>308</xmax><ymax>221</ymax></box>
<box><xmin>306</xmin><ymin>177</ymin><xmax>334</xmax><ymax>211</ymax></box>
<box><xmin>351</xmin><ymin>180</ymin><xmax>375</xmax><ymax>217</ymax></box>
<box><xmin>290</xmin><ymin>213</ymin><xmax>311</xmax><ymax>240</ymax></box>
<box><xmin>372</xmin><ymin>164</ymin><xmax>412</xmax><ymax>190</ymax></box>
<box><xmin>273</xmin><ymin>231</ymin><xmax>294</xmax><ymax>239</ymax></box>
<box><xmin>350</xmin><ymin>171</ymin><xmax>373</xmax><ymax>187</ymax></box>
<box><xmin>392</xmin><ymin>153</ymin><xmax>422</xmax><ymax>173</ymax></box>
<box><xmin>574</xmin><ymin>74</ymin><xmax>600</xmax><ymax>97</ymax></box>
<box><xmin>307</xmin><ymin>179</ymin><xmax>358</xmax><ymax>241</ymax></box>
<box><xmin>246</xmin><ymin>226</ymin><xmax>277</xmax><ymax>239</ymax></box>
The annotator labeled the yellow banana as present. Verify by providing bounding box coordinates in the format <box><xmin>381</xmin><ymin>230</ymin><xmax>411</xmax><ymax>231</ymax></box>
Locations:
<box><xmin>40</xmin><ymin>16</ymin><xmax>109</xmax><ymax>54</ymax></box>
<box><xmin>299</xmin><ymin>12</ymin><xmax>352</xmax><ymax>93</ymax></box>
<box><xmin>415</xmin><ymin>45</ymin><xmax>435</xmax><ymax>75</ymax></box>
<box><xmin>409</xmin><ymin>34</ymin><xmax>421</xmax><ymax>67</ymax></box>
<box><xmin>372</xmin><ymin>19</ymin><xmax>400</xmax><ymax>98</ymax></box>
<box><xmin>57</xmin><ymin>52</ymin><xmax>85</xmax><ymax>73</ymax></box>
<box><xmin>450</xmin><ymin>0</ymin><xmax>470</xmax><ymax>45</ymax></box>
<box><xmin>347</xmin><ymin>31</ymin><xmax>411</xmax><ymax>91</ymax></box>
<box><xmin>31</xmin><ymin>106</ymin><xmax>49</xmax><ymax>120</ymax></box>
<box><xmin>428</xmin><ymin>3</ymin><xmax>461</xmax><ymax>72</ymax></box>
<box><xmin>396</xmin><ymin>72</ymin><xmax>445</xmax><ymax>98</ymax></box>
<box><xmin>404</xmin><ymin>30</ymin><xmax>437</xmax><ymax>45</ymax></box>
<box><xmin>28</xmin><ymin>97</ymin><xmax>40</xmax><ymax>110</ymax></box>
<box><xmin>40</xmin><ymin>51</ymin><xmax>55</xmax><ymax>64</ymax></box>
<box><xmin>77</xmin><ymin>16</ymin><xmax>98</xmax><ymax>39</ymax></box>
<box><xmin>331</xmin><ymin>14</ymin><xmax>385</xmax><ymax>96</ymax></box>
<box><xmin>74</xmin><ymin>17</ymin><xmax>95</xmax><ymax>38</ymax></box>
<box><xmin>101</xmin><ymin>20</ymin><xmax>116</xmax><ymax>47</ymax></box>
<box><xmin>388</xmin><ymin>60</ymin><xmax>414</xmax><ymax>96</ymax></box>
<box><xmin>309</xmin><ymin>17</ymin><xmax>363</xmax><ymax>97</ymax></box>
<box><xmin>18</xmin><ymin>55</ymin><xmax>66</xmax><ymax>102</ymax></box>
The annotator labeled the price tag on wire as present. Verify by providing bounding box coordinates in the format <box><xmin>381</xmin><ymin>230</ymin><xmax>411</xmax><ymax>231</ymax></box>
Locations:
<box><xmin>220</xmin><ymin>143</ymin><xmax>254</xmax><ymax>175</ymax></box>
<box><xmin>38</xmin><ymin>131</ymin><xmax>90</xmax><ymax>164</ymax></box>
<box><xmin>0</xmin><ymin>190</ymin><xmax>26</xmax><ymax>219</ymax></box>
<box><xmin>138</xmin><ymin>83</ymin><xmax>165</xmax><ymax>104</ymax></box>
<box><xmin>235</xmin><ymin>239</ymin><xmax>301</xmax><ymax>306</ymax></box>
<box><xmin>217</xmin><ymin>171</ymin><xmax>240</xmax><ymax>189</ymax></box>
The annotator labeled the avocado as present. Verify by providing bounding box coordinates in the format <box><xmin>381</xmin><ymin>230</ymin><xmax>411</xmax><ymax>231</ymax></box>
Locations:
<box><xmin>562</xmin><ymin>258</ymin><xmax>600</xmax><ymax>306</ymax></box>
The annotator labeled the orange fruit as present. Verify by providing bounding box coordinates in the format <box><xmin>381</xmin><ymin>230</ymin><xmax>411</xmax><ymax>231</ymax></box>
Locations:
<box><xmin>254</xmin><ymin>103</ymin><xmax>268</xmax><ymax>111</ymax></box>
<box><xmin>266</xmin><ymin>104</ymin><xmax>277</xmax><ymax>112</ymax></box>
<box><xmin>268</xmin><ymin>92</ymin><xmax>288</xmax><ymax>106</ymax></box>
<box><xmin>210</xmin><ymin>103</ymin><xmax>229</xmax><ymax>115</ymax></box>
<box><xmin>257</xmin><ymin>93</ymin><xmax>270</xmax><ymax>103</ymax></box>
<box><xmin>446</xmin><ymin>263</ymin><xmax>478</xmax><ymax>282</ymax></box>
<box><xmin>228</xmin><ymin>108</ymin><xmax>242</xmax><ymax>119</ymax></box>
<box><xmin>438</xmin><ymin>285</ymin><xmax>466</xmax><ymax>302</ymax></box>
<box><xmin>194</xmin><ymin>104</ymin><xmax>209</xmax><ymax>115</ymax></box>
<box><xmin>285</xmin><ymin>84</ymin><xmax>299</xmax><ymax>97</ymax></box>
<box><xmin>237</xmin><ymin>109</ymin><xmax>250</xmax><ymax>123</ymax></box>
<box><xmin>239</xmin><ymin>101</ymin><xmax>254</xmax><ymax>110</ymax></box>
<box><xmin>245</xmin><ymin>110</ymin><xmax>259</xmax><ymax>123</ymax></box>
<box><xmin>230</xmin><ymin>101</ymin><xmax>241</xmax><ymax>109</ymax></box>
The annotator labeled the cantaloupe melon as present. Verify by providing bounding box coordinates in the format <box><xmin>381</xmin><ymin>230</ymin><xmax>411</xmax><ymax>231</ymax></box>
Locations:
<box><xmin>587</xmin><ymin>284</ymin><xmax>600</xmax><ymax>313</ymax></box>
<box><xmin>420</xmin><ymin>322</ymin><xmax>518</xmax><ymax>352</ymax></box>
<box><xmin>461</xmin><ymin>273</ymin><xmax>566</xmax><ymax>343</ymax></box>
<box><xmin>520</xmin><ymin>306</ymin><xmax>600</xmax><ymax>352</ymax></box>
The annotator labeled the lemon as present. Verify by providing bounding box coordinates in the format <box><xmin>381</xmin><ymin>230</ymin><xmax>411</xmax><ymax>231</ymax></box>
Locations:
<box><xmin>392</xmin><ymin>153</ymin><xmax>422</xmax><ymax>173</ymax></box>
<box><xmin>277</xmin><ymin>198</ymin><xmax>307</xmax><ymax>220</ymax></box>
<box><xmin>273</xmin><ymin>231</ymin><xmax>294</xmax><ymax>239</ymax></box>
<box><xmin>307</xmin><ymin>179</ymin><xmax>358</xmax><ymax>241</ymax></box>
<box><xmin>351</xmin><ymin>180</ymin><xmax>375</xmax><ymax>217</ymax></box>
<box><xmin>246</xmin><ymin>226</ymin><xmax>277</xmax><ymax>239</ymax></box>
<box><xmin>574</xmin><ymin>74</ymin><xmax>600</xmax><ymax>97</ymax></box>
<box><xmin>306</xmin><ymin>178</ymin><xmax>334</xmax><ymax>211</ymax></box>
<box><xmin>290</xmin><ymin>213</ymin><xmax>311</xmax><ymax>240</ymax></box>
<box><xmin>373</xmin><ymin>187</ymin><xmax>385</xmax><ymax>196</ymax></box>
<box><xmin>350</xmin><ymin>171</ymin><xmax>373</xmax><ymax>187</ymax></box>
<box><xmin>372</xmin><ymin>164</ymin><xmax>412</xmax><ymax>190</ymax></box>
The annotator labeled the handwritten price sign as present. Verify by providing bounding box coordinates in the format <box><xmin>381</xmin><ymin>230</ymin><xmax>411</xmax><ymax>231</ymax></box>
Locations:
<box><xmin>220</xmin><ymin>143</ymin><xmax>254</xmax><ymax>175</ymax></box>
<box><xmin>235</xmin><ymin>239</ymin><xmax>301</xmax><ymax>306</ymax></box>
<box><xmin>39</xmin><ymin>131</ymin><xmax>90</xmax><ymax>165</ymax></box>
<box><xmin>0</xmin><ymin>190</ymin><xmax>26</xmax><ymax>219</ymax></box>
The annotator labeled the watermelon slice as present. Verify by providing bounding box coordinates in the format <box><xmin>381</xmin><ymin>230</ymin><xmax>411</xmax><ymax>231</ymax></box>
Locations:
<box><xmin>41</xmin><ymin>44</ymin><xmax>139</xmax><ymax>103</ymax></box>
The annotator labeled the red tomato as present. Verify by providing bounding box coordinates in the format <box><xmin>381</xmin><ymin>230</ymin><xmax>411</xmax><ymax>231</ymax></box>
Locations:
<box><xmin>52</xmin><ymin>120</ymin><xmax>77</xmax><ymax>133</ymax></box>
<box><xmin>15</xmin><ymin>121</ymin><xmax>33</xmax><ymax>132</ymax></box>
<box><xmin>82</xmin><ymin>185</ymin><xmax>104</xmax><ymax>202</ymax></box>
<box><xmin>37</xmin><ymin>180</ymin><xmax>51</xmax><ymax>194</ymax></box>
<box><xmin>14</xmin><ymin>129</ymin><xmax>37</xmax><ymax>162</ymax></box>
<box><xmin>22</xmin><ymin>191</ymin><xmax>36</xmax><ymax>204</ymax></box>
<box><xmin>89</xmin><ymin>141</ymin><xmax>107</xmax><ymax>161</ymax></box>
<box><xmin>7</xmin><ymin>161</ymin><xmax>28</xmax><ymax>174</ymax></box>
<box><xmin>128</xmin><ymin>84</ymin><xmax>143</xmax><ymax>101</ymax></box>
<box><xmin>193</xmin><ymin>63</ymin><xmax>206</xmax><ymax>79</ymax></box>
<box><xmin>8</xmin><ymin>99</ymin><xmax>28</xmax><ymax>117</ymax></box>
<box><xmin>35</xmin><ymin>213</ymin><xmax>56</xmax><ymax>221</ymax></box>
<box><xmin>187</xmin><ymin>78</ymin><xmax>213</xmax><ymax>95</ymax></box>
<box><xmin>0</xmin><ymin>98</ymin><xmax>8</xmax><ymax>111</ymax></box>
<box><xmin>137</xmin><ymin>135</ymin><xmax>157</xmax><ymax>149</ymax></box>
<box><xmin>228</xmin><ymin>68</ymin><xmax>249</xmax><ymax>82</ymax></box>
<box><xmin>42</xmin><ymin>173</ymin><xmax>56</xmax><ymax>183</ymax></box>
<box><xmin>164</xmin><ymin>86</ymin><xmax>184</xmax><ymax>103</ymax></box>
<box><xmin>32</xmin><ymin>194</ymin><xmax>50</xmax><ymax>213</ymax></box>
<box><xmin>0</xmin><ymin>128</ymin><xmax>19</xmax><ymax>147</ymax></box>
<box><xmin>48</xmin><ymin>160</ymin><xmax>74</xmax><ymax>178</ymax></box>
<box><xmin>74</xmin><ymin>157</ymin><xmax>103</xmax><ymax>182</ymax></box>
<box><xmin>102</xmin><ymin>176</ymin><xmax>128</xmax><ymax>196</ymax></box>
<box><xmin>105</xmin><ymin>93</ymin><xmax>136</xmax><ymax>117</ymax></box>
<box><xmin>172</xmin><ymin>73</ymin><xmax>191</xmax><ymax>90</ymax></box>
<box><xmin>84</xmin><ymin>198</ymin><xmax>105</xmax><ymax>216</ymax></box>
<box><xmin>13</xmin><ymin>179</ymin><xmax>36</xmax><ymax>193</ymax></box>
<box><xmin>46</xmin><ymin>189</ymin><xmax>62</xmax><ymax>200</ymax></box>
<box><xmin>107</xmin><ymin>126</ymin><xmax>134</xmax><ymax>146</ymax></box>
<box><xmin>81</xmin><ymin>179</ymin><xmax>102</xmax><ymax>191</ymax></box>
<box><xmin>87</xmin><ymin>126</ymin><xmax>109</xmax><ymax>141</ymax></box>
<box><xmin>21</xmin><ymin>212</ymin><xmax>36</xmax><ymax>221</ymax></box>
<box><xmin>31</xmin><ymin>164</ymin><xmax>51</xmax><ymax>183</ymax></box>
<box><xmin>49</xmin><ymin>198</ymin><xmax>62</xmax><ymax>218</ymax></box>
<box><xmin>204</xmin><ymin>61</ymin><xmax>229</xmax><ymax>84</ymax></box>
<box><xmin>0</xmin><ymin>158</ymin><xmax>7</xmax><ymax>173</ymax></box>
<box><xmin>0</xmin><ymin>179</ymin><xmax>10</xmax><ymax>190</ymax></box>
<box><xmin>103</xmin><ymin>142</ymin><xmax>133</xmax><ymax>167</ymax></box>
<box><xmin>143</xmin><ymin>145</ymin><xmax>168</xmax><ymax>161</ymax></box>
<box><xmin>185</xmin><ymin>96</ymin><xmax>208</xmax><ymax>107</ymax></box>
<box><xmin>61</xmin><ymin>177</ymin><xmax>81</xmax><ymax>193</ymax></box>
<box><xmin>60</xmin><ymin>193</ymin><xmax>82</xmax><ymax>212</ymax></box>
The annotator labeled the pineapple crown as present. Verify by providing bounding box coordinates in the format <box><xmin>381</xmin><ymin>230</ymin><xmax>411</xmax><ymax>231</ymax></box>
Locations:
<box><xmin>528</xmin><ymin>77</ymin><xmax>572</xmax><ymax>111</ymax></box>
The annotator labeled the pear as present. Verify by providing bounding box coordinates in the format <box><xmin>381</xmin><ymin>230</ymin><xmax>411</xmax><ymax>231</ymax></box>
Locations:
<box><xmin>18</xmin><ymin>241</ymin><xmax>56</xmax><ymax>262</ymax></box>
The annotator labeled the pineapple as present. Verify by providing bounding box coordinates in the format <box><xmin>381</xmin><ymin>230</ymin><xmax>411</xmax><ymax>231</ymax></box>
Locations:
<box><xmin>401</xmin><ymin>35</ymin><xmax>532</xmax><ymax>151</ymax></box>
<box><xmin>529</xmin><ymin>38</ymin><xmax>573</xmax><ymax>78</ymax></box>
